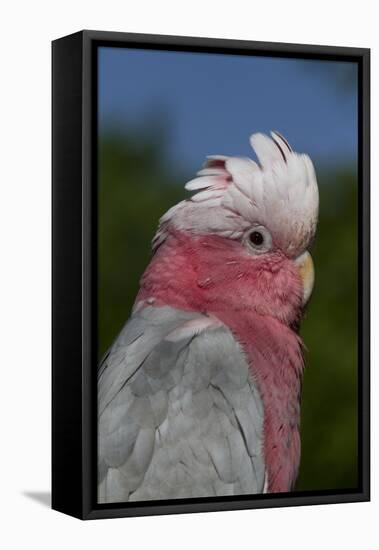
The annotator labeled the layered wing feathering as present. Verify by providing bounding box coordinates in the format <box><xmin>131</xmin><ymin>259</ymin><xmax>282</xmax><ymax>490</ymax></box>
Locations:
<box><xmin>98</xmin><ymin>305</ymin><xmax>265</xmax><ymax>503</ymax></box>
<box><xmin>154</xmin><ymin>132</ymin><xmax>319</xmax><ymax>258</ymax></box>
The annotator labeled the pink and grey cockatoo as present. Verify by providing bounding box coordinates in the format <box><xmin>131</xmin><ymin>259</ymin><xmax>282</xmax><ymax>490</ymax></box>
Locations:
<box><xmin>98</xmin><ymin>131</ymin><xmax>319</xmax><ymax>503</ymax></box>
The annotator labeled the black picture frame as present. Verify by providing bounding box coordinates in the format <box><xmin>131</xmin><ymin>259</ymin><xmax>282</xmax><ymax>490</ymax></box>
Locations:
<box><xmin>52</xmin><ymin>30</ymin><xmax>370</xmax><ymax>520</ymax></box>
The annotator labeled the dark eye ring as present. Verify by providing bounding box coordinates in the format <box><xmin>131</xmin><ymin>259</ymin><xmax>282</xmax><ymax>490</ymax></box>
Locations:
<box><xmin>249</xmin><ymin>230</ymin><xmax>264</xmax><ymax>246</ymax></box>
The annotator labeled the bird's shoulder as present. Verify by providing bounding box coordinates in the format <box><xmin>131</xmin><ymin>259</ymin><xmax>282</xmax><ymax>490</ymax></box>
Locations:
<box><xmin>98</xmin><ymin>305</ymin><xmax>220</xmax><ymax>414</ymax></box>
<box><xmin>98</xmin><ymin>305</ymin><xmax>265</xmax><ymax>502</ymax></box>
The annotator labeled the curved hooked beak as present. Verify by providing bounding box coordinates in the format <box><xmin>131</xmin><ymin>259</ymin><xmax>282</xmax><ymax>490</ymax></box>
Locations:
<box><xmin>295</xmin><ymin>251</ymin><xmax>315</xmax><ymax>306</ymax></box>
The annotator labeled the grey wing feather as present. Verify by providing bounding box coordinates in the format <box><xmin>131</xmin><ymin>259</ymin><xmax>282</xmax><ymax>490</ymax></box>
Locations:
<box><xmin>98</xmin><ymin>305</ymin><xmax>265</xmax><ymax>503</ymax></box>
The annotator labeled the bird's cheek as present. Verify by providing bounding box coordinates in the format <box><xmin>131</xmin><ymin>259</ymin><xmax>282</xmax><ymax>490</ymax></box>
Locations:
<box><xmin>294</xmin><ymin>251</ymin><xmax>315</xmax><ymax>305</ymax></box>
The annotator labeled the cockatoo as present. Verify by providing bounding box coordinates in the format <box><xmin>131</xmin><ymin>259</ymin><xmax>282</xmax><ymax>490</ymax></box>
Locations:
<box><xmin>98</xmin><ymin>131</ymin><xmax>319</xmax><ymax>503</ymax></box>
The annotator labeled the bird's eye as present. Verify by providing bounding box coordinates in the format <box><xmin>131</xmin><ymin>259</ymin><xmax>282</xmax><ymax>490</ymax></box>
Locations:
<box><xmin>249</xmin><ymin>231</ymin><xmax>264</xmax><ymax>247</ymax></box>
<box><xmin>244</xmin><ymin>225</ymin><xmax>272</xmax><ymax>254</ymax></box>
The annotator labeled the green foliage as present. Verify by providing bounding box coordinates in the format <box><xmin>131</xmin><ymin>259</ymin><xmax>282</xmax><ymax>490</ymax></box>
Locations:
<box><xmin>98</xmin><ymin>130</ymin><xmax>187</xmax><ymax>359</ymax></box>
<box><xmin>296</xmin><ymin>168</ymin><xmax>358</xmax><ymax>491</ymax></box>
<box><xmin>98</xmin><ymin>130</ymin><xmax>358</xmax><ymax>492</ymax></box>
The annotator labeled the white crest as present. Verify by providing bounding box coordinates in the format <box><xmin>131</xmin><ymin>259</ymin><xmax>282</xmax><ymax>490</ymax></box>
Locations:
<box><xmin>154</xmin><ymin>132</ymin><xmax>319</xmax><ymax>258</ymax></box>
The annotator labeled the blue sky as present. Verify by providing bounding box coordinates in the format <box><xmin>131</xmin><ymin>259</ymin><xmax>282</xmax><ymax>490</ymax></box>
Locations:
<box><xmin>98</xmin><ymin>47</ymin><xmax>358</xmax><ymax>173</ymax></box>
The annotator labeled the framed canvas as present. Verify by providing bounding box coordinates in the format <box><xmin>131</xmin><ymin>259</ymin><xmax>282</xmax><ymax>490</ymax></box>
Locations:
<box><xmin>52</xmin><ymin>30</ymin><xmax>370</xmax><ymax>520</ymax></box>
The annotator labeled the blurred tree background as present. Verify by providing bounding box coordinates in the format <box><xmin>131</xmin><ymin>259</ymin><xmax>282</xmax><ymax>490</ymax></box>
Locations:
<box><xmin>98</xmin><ymin>126</ymin><xmax>358</xmax><ymax>493</ymax></box>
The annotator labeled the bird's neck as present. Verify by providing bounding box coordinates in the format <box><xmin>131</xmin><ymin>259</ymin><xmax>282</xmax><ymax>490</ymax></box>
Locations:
<box><xmin>218</xmin><ymin>310</ymin><xmax>304</xmax><ymax>492</ymax></box>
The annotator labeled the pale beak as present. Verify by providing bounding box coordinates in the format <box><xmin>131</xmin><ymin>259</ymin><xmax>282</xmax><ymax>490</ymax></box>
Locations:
<box><xmin>295</xmin><ymin>251</ymin><xmax>315</xmax><ymax>305</ymax></box>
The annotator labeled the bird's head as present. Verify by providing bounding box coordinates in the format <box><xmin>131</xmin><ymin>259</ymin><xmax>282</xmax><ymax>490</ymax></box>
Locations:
<box><xmin>151</xmin><ymin>132</ymin><xmax>319</xmax><ymax>327</ymax></box>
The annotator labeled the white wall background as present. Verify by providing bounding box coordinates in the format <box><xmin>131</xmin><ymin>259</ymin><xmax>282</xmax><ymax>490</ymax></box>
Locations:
<box><xmin>0</xmin><ymin>1</ymin><xmax>376</xmax><ymax>548</ymax></box>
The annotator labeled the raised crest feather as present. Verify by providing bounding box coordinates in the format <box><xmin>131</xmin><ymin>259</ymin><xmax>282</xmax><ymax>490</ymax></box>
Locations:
<box><xmin>155</xmin><ymin>132</ymin><xmax>319</xmax><ymax>258</ymax></box>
